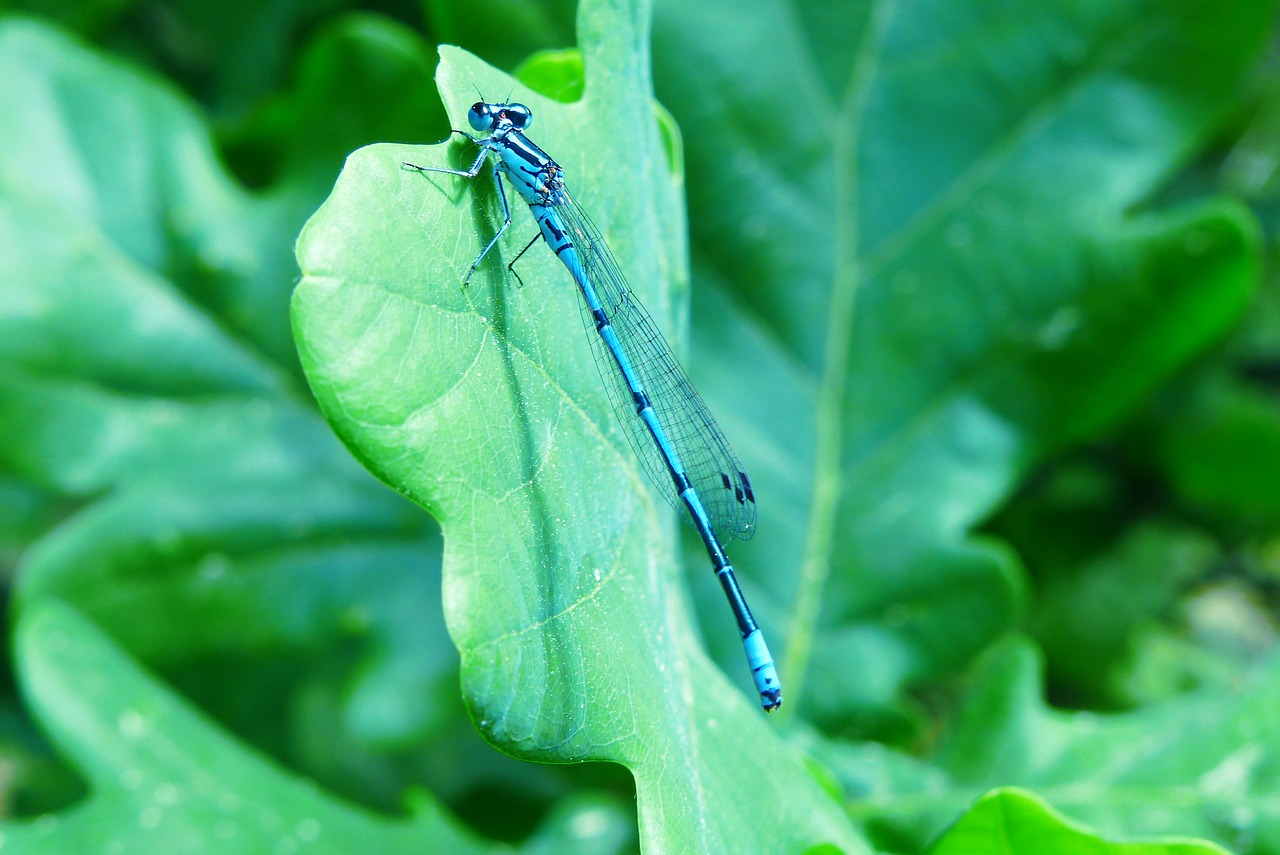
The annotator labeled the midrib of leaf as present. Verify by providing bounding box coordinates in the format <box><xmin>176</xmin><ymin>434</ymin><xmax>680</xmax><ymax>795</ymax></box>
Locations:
<box><xmin>783</xmin><ymin>0</ymin><xmax>897</xmax><ymax>712</ymax></box>
<box><xmin>783</xmin><ymin>0</ymin><xmax>1186</xmax><ymax>707</ymax></box>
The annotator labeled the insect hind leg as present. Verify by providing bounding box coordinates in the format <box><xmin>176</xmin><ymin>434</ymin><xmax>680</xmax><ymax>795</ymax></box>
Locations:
<box><xmin>505</xmin><ymin>230</ymin><xmax>545</xmax><ymax>289</ymax></box>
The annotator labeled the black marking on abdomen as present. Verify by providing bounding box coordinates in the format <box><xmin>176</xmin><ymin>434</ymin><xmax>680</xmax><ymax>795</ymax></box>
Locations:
<box><xmin>541</xmin><ymin>215</ymin><xmax>566</xmax><ymax>243</ymax></box>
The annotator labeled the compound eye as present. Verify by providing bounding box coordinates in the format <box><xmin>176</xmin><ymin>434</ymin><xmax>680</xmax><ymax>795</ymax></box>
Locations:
<box><xmin>504</xmin><ymin>103</ymin><xmax>532</xmax><ymax>129</ymax></box>
<box><xmin>467</xmin><ymin>102</ymin><xmax>494</xmax><ymax>131</ymax></box>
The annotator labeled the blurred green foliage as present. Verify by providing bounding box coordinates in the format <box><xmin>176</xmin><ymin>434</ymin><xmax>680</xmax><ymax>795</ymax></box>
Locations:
<box><xmin>1</xmin><ymin>0</ymin><xmax>1280</xmax><ymax>852</ymax></box>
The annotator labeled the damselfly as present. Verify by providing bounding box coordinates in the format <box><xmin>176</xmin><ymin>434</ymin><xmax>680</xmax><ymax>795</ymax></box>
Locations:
<box><xmin>404</xmin><ymin>101</ymin><xmax>782</xmax><ymax>712</ymax></box>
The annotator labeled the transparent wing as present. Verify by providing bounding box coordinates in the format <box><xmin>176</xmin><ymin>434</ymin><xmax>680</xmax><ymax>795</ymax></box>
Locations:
<box><xmin>554</xmin><ymin>188</ymin><xmax>756</xmax><ymax>542</ymax></box>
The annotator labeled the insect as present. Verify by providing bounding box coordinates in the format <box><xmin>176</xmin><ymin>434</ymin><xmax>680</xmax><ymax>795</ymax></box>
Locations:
<box><xmin>404</xmin><ymin>101</ymin><xmax>782</xmax><ymax>711</ymax></box>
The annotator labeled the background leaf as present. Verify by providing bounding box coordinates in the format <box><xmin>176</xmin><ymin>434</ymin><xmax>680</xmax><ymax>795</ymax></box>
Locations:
<box><xmin>832</xmin><ymin>638</ymin><xmax>1280</xmax><ymax>852</ymax></box>
<box><xmin>8</xmin><ymin>600</ymin><xmax>498</xmax><ymax>854</ymax></box>
<box><xmin>927</xmin><ymin>788</ymin><xmax>1232</xmax><ymax>855</ymax></box>
<box><xmin>651</xmin><ymin>0</ymin><xmax>1267</xmax><ymax>733</ymax></box>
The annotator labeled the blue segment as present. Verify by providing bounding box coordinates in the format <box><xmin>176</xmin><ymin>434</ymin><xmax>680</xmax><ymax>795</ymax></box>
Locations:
<box><xmin>403</xmin><ymin>102</ymin><xmax>781</xmax><ymax>713</ymax></box>
<box><xmin>742</xmin><ymin>630</ymin><xmax>782</xmax><ymax>710</ymax></box>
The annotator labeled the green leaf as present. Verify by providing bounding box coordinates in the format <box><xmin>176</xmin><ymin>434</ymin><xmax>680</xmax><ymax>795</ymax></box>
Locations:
<box><xmin>1140</xmin><ymin>369</ymin><xmax>1280</xmax><ymax>522</ymax></box>
<box><xmin>1026</xmin><ymin>521</ymin><xmax>1219</xmax><ymax>707</ymax></box>
<box><xmin>853</xmin><ymin>639</ymin><xmax>1280</xmax><ymax>852</ymax></box>
<box><xmin>0</xmin><ymin>20</ymin><xmax>290</xmax><ymax>367</ymax></box>
<box><xmin>650</xmin><ymin>0</ymin><xmax>1268</xmax><ymax>735</ymax></box>
<box><xmin>7</xmin><ymin>600</ymin><xmax>494</xmax><ymax>854</ymax></box>
<box><xmin>225</xmin><ymin>13</ymin><xmax>451</xmax><ymax>191</ymax></box>
<box><xmin>515</xmin><ymin>48</ymin><xmax>588</xmax><ymax>103</ymax></box>
<box><xmin>425</xmin><ymin>0</ymin><xmax>576</xmax><ymax>73</ymax></box>
<box><xmin>927</xmin><ymin>788</ymin><xmax>1231</xmax><ymax>855</ymax></box>
<box><xmin>0</xmin><ymin>7</ymin><xmax>443</xmax><ymax>729</ymax></box>
<box><xmin>0</xmin><ymin>12</ymin><xmax>573</xmax><ymax>841</ymax></box>
<box><xmin>293</xmin><ymin>0</ymin><xmax>864</xmax><ymax>851</ymax></box>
